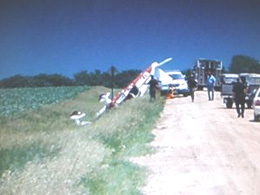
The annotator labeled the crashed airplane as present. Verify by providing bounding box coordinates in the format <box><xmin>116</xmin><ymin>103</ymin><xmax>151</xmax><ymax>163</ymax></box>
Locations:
<box><xmin>96</xmin><ymin>57</ymin><xmax>173</xmax><ymax>117</ymax></box>
<box><xmin>70</xmin><ymin>57</ymin><xmax>175</xmax><ymax>124</ymax></box>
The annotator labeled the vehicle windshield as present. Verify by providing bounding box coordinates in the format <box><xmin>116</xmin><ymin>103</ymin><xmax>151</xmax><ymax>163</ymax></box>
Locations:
<box><xmin>250</xmin><ymin>78</ymin><xmax>260</xmax><ymax>85</ymax></box>
<box><xmin>224</xmin><ymin>78</ymin><xmax>237</xmax><ymax>84</ymax></box>
<box><xmin>169</xmin><ymin>74</ymin><xmax>184</xmax><ymax>80</ymax></box>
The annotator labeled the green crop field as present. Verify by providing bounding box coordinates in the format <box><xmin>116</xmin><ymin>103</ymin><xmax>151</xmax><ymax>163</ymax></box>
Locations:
<box><xmin>0</xmin><ymin>86</ymin><xmax>164</xmax><ymax>195</ymax></box>
<box><xmin>0</xmin><ymin>86</ymin><xmax>89</xmax><ymax>117</ymax></box>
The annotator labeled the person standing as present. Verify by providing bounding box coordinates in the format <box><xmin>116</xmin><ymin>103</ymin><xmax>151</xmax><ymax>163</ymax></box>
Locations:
<box><xmin>207</xmin><ymin>72</ymin><xmax>216</xmax><ymax>101</ymax></box>
<box><xmin>148</xmin><ymin>75</ymin><xmax>159</xmax><ymax>101</ymax></box>
<box><xmin>186</xmin><ymin>74</ymin><xmax>197</xmax><ymax>102</ymax></box>
<box><xmin>232</xmin><ymin>78</ymin><xmax>247</xmax><ymax>118</ymax></box>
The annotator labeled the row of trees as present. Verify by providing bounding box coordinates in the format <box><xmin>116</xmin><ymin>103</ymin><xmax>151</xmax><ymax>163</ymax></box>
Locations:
<box><xmin>0</xmin><ymin>69</ymin><xmax>141</xmax><ymax>88</ymax></box>
<box><xmin>229</xmin><ymin>55</ymin><xmax>260</xmax><ymax>73</ymax></box>
<box><xmin>1</xmin><ymin>55</ymin><xmax>259</xmax><ymax>88</ymax></box>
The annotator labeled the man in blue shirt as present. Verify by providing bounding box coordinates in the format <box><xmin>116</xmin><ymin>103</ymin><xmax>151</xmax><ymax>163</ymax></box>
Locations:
<box><xmin>207</xmin><ymin>72</ymin><xmax>216</xmax><ymax>101</ymax></box>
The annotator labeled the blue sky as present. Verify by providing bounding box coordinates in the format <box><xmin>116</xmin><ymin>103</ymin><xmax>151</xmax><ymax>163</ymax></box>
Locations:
<box><xmin>1</xmin><ymin>0</ymin><xmax>260</xmax><ymax>79</ymax></box>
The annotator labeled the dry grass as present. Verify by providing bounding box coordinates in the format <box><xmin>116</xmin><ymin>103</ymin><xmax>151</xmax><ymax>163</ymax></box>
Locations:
<box><xmin>0</xmin><ymin>86</ymin><xmax>164</xmax><ymax>195</ymax></box>
<box><xmin>0</xmin><ymin>130</ymin><xmax>109</xmax><ymax>195</ymax></box>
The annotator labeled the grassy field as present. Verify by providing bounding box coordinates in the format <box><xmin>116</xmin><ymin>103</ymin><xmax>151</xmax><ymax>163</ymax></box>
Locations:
<box><xmin>0</xmin><ymin>86</ymin><xmax>164</xmax><ymax>195</ymax></box>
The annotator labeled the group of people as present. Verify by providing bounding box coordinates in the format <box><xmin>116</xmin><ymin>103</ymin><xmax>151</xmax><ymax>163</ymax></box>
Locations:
<box><xmin>171</xmin><ymin>71</ymin><xmax>215</xmax><ymax>103</ymax></box>
<box><xmin>206</xmin><ymin>72</ymin><xmax>247</xmax><ymax>118</ymax></box>
<box><xmin>148</xmin><ymin>72</ymin><xmax>248</xmax><ymax>118</ymax></box>
<box><xmin>187</xmin><ymin>71</ymin><xmax>216</xmax><ymax>102</ymax></box>
<box><xmin>70</xmin><ymin>70</ymin><xmax>248</xmax><ymax>127</ymax></box>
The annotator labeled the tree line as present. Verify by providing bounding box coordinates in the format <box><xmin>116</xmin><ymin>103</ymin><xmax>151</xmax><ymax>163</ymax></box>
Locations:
<box><xmin>0</xmin><ymin>69</ymin><xmax>141</xmax><ymax>88</ymax></box>
<box><xmin>229</xmin><ymin>55</ymin><xmax>260</xmax><ymax>73</ymax></box>
<box><xmin>1</xmin><ymin>55</ymin><xmax>259</xmax><ymax>88</ymax></box>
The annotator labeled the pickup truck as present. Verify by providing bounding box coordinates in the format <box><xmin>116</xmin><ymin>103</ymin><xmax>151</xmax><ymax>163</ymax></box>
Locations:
<box><xmin>221</xmin><ymin>73</ymin><xmax>260</xmax><ymax>108</ymax></box>
<box><xmin>220</xmin><ymin>74</ymin><xmax>238</xmax><ymax>108</ymax></box>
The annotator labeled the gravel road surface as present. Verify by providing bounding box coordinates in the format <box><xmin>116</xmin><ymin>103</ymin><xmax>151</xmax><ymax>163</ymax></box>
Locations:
<box><xmin>133</xmin><ymin>90</ymin><xmax>260</xmax><ymax>195</ymax></box>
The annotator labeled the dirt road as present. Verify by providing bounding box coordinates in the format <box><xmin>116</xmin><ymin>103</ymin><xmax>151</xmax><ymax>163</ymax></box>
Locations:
<box><xmin>133</xmin><ymin>91</ymin><xmax>260</xmax><ymax>195</ymax></box>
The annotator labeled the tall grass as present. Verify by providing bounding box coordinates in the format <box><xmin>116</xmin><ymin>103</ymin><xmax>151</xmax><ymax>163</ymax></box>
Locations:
<box><xmin>82</xmin><ymin>96</ymin><xmax>164</xmax><ymax>195</ymax></box>
<box><xmin>0</xmin><ymin>86</ymin><xmax>164</xmax><ymax>195</ymax></box>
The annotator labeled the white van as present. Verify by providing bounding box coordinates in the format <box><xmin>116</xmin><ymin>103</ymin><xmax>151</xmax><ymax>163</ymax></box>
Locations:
<box><xmin>159</xmin><ymin>70</ymin><xmax>189</xmax><ymax>96</ymax></box>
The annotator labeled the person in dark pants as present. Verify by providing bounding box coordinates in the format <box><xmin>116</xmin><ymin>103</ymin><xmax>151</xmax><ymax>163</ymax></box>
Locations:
<box><xmin>207</xmin><ymin>71</ymin><xmax>216</xmax><ymax>101</ymax></box>
<box><xmin>148</xmin><ymin>75</ymin><xmax>159</xmax><ymax>101</ymax></box>
<box><xmin>232</xmin><ymin>78</ymin><xmax>247</xmax><ymax>118</ymax></box>
<box><xmin>186</xmin><ymin>74</ymin><xmax>197</xmax><ymax>102</ymax></box>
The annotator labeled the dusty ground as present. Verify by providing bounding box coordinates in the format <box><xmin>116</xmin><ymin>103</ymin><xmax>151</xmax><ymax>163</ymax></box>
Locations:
<box><xmin>133</xmin><ymin>90</ymin><xmax>260</xmax><ymax>195</ymax></box>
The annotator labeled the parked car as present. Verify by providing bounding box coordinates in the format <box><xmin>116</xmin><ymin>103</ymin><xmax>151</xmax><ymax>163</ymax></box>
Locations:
<box><xmin>159</xmin><ymin>70</ymin><xmax>189</xmax><ymax>96</ymax></box>
<box><xmin>240</xmin><ymin>73</ymin><xmax>260</xmax><ymax>108</ymax></box>
<box><xmin>253</xmin><ymin>87</ymin><xmax>260</xmax><ymax>121</ymax></box>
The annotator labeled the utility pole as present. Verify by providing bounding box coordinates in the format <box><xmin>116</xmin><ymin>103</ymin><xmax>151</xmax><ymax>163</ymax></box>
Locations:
<box><xmin>111</xmin><ymin>66</ymin><xmax>115</xmax><ymax>100</ymax></box>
